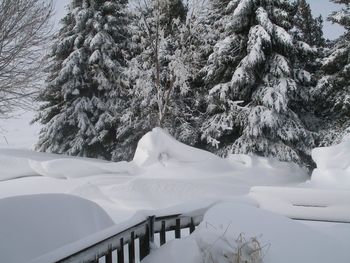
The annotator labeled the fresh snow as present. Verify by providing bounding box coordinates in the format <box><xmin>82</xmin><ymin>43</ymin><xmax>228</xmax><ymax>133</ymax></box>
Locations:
<box><xmin>142</xmin><ymin>203</ymin><xmax>350</xmax><ymax>263</ymax></box>
<box><xmin>0</xmin><ymin>128</ymin><xmax>349</xmax><ymax>262</ymax></box>
<box><xmin>0</xmin><ymin>194</ymin><xmax>114</xmax><ymax>263</ymax></box>
<box><xmin>0</xmin><ymin>110</ymin><xmax>40</xmax><ymax>149</ymax></box>
<box><xmin>249</xmin><ymin>186</ymin><xmax>350</xmax><ymax>222</ymax></box>
<box><xmin>308</xmin><ymin>140</ymin><xmax>350</xmax><ymax>189</ymax></box>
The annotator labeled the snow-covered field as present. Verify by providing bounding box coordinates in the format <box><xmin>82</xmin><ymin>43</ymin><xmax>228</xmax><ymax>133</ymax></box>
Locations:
<box><xmin>0</xmin><ymin>128</ymin><xmax>349</xmax><ymax>262</ymax></box>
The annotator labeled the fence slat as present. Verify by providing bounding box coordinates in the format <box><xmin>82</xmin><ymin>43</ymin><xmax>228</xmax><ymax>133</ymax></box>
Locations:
<box><xmin>56</xmin><ymin>214</ymin><xmax>203</xmax><ymax>263</ymax></box>
<box><xmin>189</xmin><ymin>217</ymin><xmax>195</xmax><ymax>233</ymax></box>
<box><xmin>149</xmin><ymin>216</ymin><xmax>155</xmax><ymax>244</ymax></box>
<box><xmin>160</xmin><ymin>221</ymin><xmax>166</xmax><ymax>245</ymax></box>
<box><xmin>118</xmin><ymin>238</ymin><xmax>124</xmax><ymax>263</ymax></box>
<box><xmin>175</xmin><ymin>218</ymin><xmax>181</xmax><ymax>238</ymax></box>
<box><xmin>106</xmin><ymin>250</ymin><xmax>112</xmax><ymax>263</ymax></box>
<box><xmin>105</xmin><ymin>249</ymin><xmax>112</xmax><ymax>263</ymax></box>
<box><xmin>139</xmin><ymin>223</ymin><xmax>150</xmax><ymax>260</ymax></box>
<box><xmin>128</xmin><ymin>232</ymin><xmax>135</xmax><ymax>263</ymax></box>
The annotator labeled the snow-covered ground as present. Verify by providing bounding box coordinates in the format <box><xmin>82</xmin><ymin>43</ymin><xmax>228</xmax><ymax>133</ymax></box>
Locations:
<box><xmin>0</xmin><ymin>110</ymin><xmax>40</xmax><ymax>149</ymax></box>
<box><xmin>0</xmin><ymin>128</ymin><xmax>349</xmax><ymax>262</ymax></box>
<box><xmin>143</xmin><ymin>203</ymin><xmax>350</xmax><ymax>263</ymax></box>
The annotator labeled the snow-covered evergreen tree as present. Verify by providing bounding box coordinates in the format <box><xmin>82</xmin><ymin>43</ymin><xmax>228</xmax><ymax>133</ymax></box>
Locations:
<box><xmin>35</xmin><ymin>0</ymin><xmax>130</xmax><ymax>160</ymax></box>
<box><xmin>115</xmin><ymin>0</ymin><xmax>205</xmax><ymax>160</ymax></box>
<box><xmin>290</xmin><ymin>0</ymin><xmax>325</xmax><ymax>138</ymax></box>
<box><xmin>311</xmin><ymin>0</ymin><xmax>350</xmax><ymax>144</ymax></box>
<box><xmin>201</xmin><ymin>0</ymin><xmax>315</xmax><ymax>167</ymax></box>
<box><xmin>293</xmin><ymin>0</ymin><xmax>325</xmax><ymax>47</ymax></box>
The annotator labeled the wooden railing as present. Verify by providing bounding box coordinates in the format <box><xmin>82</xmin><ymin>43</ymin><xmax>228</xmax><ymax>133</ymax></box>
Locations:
<box><xmin>56</xmin><ymin>213</ymin><xmax>204</xmax><ymax>263</ymax></box>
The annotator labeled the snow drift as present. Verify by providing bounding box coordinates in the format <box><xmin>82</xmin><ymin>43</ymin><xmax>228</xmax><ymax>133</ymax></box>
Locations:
<box><xmin>0</xmin><ymin>194</ymin><xmax>114</xmax><ymax>263</ymax></box>
<box><xmin>0</xmin><ymin>128</ymin><xmax>348</xmax><ymax>262</ymax></box>
<box><xmin>133</xmin><ymin>127</ymin><xmax>233</xmax><ymax>172</ymax></box>
<box><xmin>310</xmin><ymin>140</ymin><xmax>350</xmax><ymax>189</ymax></box>
<box><xmin>249</xmin><ymin>186</ymin><xmax>350</xmax><ymax>223</ymax></box>
<box><xmin>142</xmin><ymin>203</ymin><xmax>350</xmax><ymax>263</ymax></box>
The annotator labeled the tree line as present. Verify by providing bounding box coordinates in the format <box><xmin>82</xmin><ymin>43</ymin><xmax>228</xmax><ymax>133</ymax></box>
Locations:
<box><xmin>8</xmin><ymin>0</ymin><xmax>348</xmax><ymax>169</ymax></box>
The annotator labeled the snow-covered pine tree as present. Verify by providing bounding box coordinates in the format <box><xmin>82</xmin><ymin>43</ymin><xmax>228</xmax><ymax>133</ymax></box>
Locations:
<box><xmin>201</xmin><ymin>0</ymin><xmax>315</xmax><ymax>168</ymax></box>
<box><xmin>35</xmin><ymin>0</ymin><xmax>130</xmax><ymax>160</ymax></box>
<box><xmin>290</xmin><ymin>0</ymin><xmax>326</xmax><ymax>138</ymax></box>
<box><xmin>311</xmin><ymin>0</ymin><xmax>350</xmax><ymax>144</ymax></box>
<box><xmin>115</xmin><ymin>0</ymin><xmax>203</xmax><ymax>160</ymax></box>
<box><xmin>293</xmin><ymin>0</ymin><xmax>325</xmax><ymax>47</ymax></box>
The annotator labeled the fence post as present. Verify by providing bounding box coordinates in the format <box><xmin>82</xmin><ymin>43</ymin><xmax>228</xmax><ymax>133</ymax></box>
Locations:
<box><xmin>160</xmin><ymin>221</ymin><xmax>166</xmax><ymax>246</ymax></box>
<box><xmin>190</xmin><ymin>217</ymin><xmax>195</xmax><ymax>233</ymax></box>
<box><xmin>105</xmin><ymin>244</ymin><xmax>112</xmax><ymax>263</ymax></box>
<box><xmin>140</xmin><ymin>216</ymin><xmax>155</xmax><ymax>260</ymax></box>
<box><xmin>118</xmin><ymin>238</ymin><xmax>124</xmax><ymax>263</ymax></box>
<box><xmin>129</xmin><ymin>232</ymin><xmax>135</xmax><ymax>263</ymax></box>
<box><xmin>175</xmin><ymin>218</ymin><xmax>181</xmax><ymax>238</ymax></box>
<box><xmin>148</xmin><ymin>216</ymin><xmax>155</xmax><ymax>244</ymax></box>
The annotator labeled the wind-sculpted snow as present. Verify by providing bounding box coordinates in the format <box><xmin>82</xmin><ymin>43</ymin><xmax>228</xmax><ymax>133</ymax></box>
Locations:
<box><xmin>309</xmin><ymin>140</ymin><xmax>350</xmax><ymax>189</ymax></box>
<box><xmin>133</xmin><ymin>128</ymin><xmax>234</xmax><ymax>172</ymax></box>
<box><xmin>29</xmin><ymin>158</ymin><xmax>139</xmax><ymax>178</ymax></box>
<box><xmin>2</xmin><ymin>128</ymin><xmax>348</xmax><ymax>262</ymax></box>
<box><xmin>0</xmin><ymin>194</ymin><xmax>114</xmax><ymax>263</ymax></box>
<box><xmin>0</xmin><ymin>128</ymin><xmax>308</xmax><ymax>219</ymax></box>
<box><xmin>142</xmin><ymin>203</ymin><xmax>350</xmax><ymax>263</ymax></box>
<box><xmin>249</xmin><ymin>186</ymin><xmax>350</xmax><ymax>223</ymax></box>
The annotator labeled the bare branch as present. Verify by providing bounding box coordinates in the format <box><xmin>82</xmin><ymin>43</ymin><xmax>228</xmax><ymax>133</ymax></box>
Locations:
<box><xmin>0</xmin><ymin>0</ymin><xmax>53</xmax><ymax>118</ymax></box>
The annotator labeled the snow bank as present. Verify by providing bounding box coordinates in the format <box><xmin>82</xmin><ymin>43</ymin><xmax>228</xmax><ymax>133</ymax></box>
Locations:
<box><xmin>142</xmin><ymin>237</ymin><xmax>201</xmax><ymax>263</ymax></box>
<box><xmin>197</xmin><ymin>203</ymin><xmax>349</xmax><ymax>263</ymax></box>
<box><xmin>0</xmin><ymin>154</ymin><xmax>38</xmax><ymax>181</ymax></box>
<box><xmin>0</xmin><ymin>148</ymin><xmax>138</xmax><ymax>181</ymax></box>
<box><xmin>249</xmin><ymin>186</ymin><xmax>350</xmax><ymax>223</ymax></box>
<box><xmin>227</xmin><ymin>154</ymin><xmax>308</xmax><ymax>185</ymax></box>
<box><xmin>309</xmin><ymin>141</ymin><xmax>350</xmax><ymax>189</ymax></box>
<box><xmin>0</xmin><ymin>194</ymin><xmax>114</xmax><ymax>263</ymax></box>
<box><xmin>29</xmin><ymin>158</ymin><xmax>139</xmax><ymax>178</ymax></box>
<box><xmin>142</xmin><ymin>203</ymin><xmax>349</xmax><ymax>263</ymax></box>
<box><xmin>0</xmin><ymin>128</ymin><xmax>309</xmax><ymax>224</ymax></box>
<box><xmin>133</xmin><ymin>128</ymin><xmax>233</xmax><ymax>172</ymax></box>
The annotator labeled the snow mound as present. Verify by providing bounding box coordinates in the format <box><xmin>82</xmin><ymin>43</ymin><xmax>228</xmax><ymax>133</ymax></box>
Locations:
<box><xmin>133</xmin><ymin>128</ymin><xmax>233</xmax><ymax>172</ymax></box>
<box><xmin>249</xmin><ymin>186</ymin><xmax>350</xmax><ymax>223</ymax></box>
<box><xmin>0</xmin><ymin>194</ymin><xmax>114</xmax><ymax>263</ymax></box>
<box><xmin>198</xmin><ymin>203</ymin><xmax>349</xmax><ymax>263</ymax></box>
<box><xmin>142</xmin><ymin>237</ymin><xmax>201</xmax><ymax>263</ymax></box>
<box><xmin>227</xmin><ymin>154</ymin><xmax>308</xmax><ymax>185</ymax></box>
<box><xmin>310</xmin><ymin>141</ymin><xmax>350</xmax><ymax>189</ymax></box>
<box><xmin>0</xmin><ymin>154</ymin><xmax>38</xmax><ymax>181</ymax></box>
<box><xmin>29</xmin><ymin>158</ymin><xmax>139</xmax><ymax>178</ymax></box>
<box><xmin>0</xmin><ymin>148</ymin><xmax>139</xmax><ymax>181</ymax></box>
<box><xmin>142</xmin><ymin>203</ymin><xmax>349</xmax><ymax>263</ymax></box>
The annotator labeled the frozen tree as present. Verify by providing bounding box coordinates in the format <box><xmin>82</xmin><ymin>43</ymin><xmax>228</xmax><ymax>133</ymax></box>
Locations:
<box><xmin>0</xmin><ymin>0</ymin><xmax>53</xmax><ymax>118</ymax></box>
<box><xmin>201</xmin><ymin>0</ymin><xmax>315</xmax><ymax>168</ymax></box>
<box><xmin>35</xmin><ymin>0</ymin><xmax>130</xmax><ymax>160</ymax></box>
<box><xmin>311</xmin><ymin>0</ymin><xmax>350</xmax><ymax>144</ymax></box>
<box><xmin>290</xmin><ymin>0</ymin><xmax>325</xmax><ymax>137</ymax></box>
<box><xmin>116</xmin><ymin>0</ymin><xmax>204</xmax><ymax>160</ymax></box>
<box><xmin>293</xmin><ymin>0</ymin><xmax>325</xmax><ymax>47</ymax></box>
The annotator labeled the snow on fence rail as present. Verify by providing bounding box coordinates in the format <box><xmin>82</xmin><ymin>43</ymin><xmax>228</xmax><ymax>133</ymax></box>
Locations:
<box><xmin>55</xmin><ymin>213</ymin><xmax>203</xmax><ymax>263</ymax></box>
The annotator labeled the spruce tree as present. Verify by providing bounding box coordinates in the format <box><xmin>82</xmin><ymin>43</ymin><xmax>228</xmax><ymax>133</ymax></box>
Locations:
<box><xmin>116</xmin><ymin>0</ymin><xmax>203</xmax><ymax>160</ymax></box>
<box><xmin>35</xmin><ymin>0</ymin><xmax>130</xmax><ymax>160</ymax></box>
<box><xmin>312</xmin><ymin>0</ymin><xmax>350</xmax><ymax>144</ymax></box>
<box><xmin>291</xmin><ymin>0</ymin><xmax>325</xmax><ymax>138</ymax></box>
<box><xmin>293</xmin><ymin>0</ymin><xmax>325</xmax><ymax>47</ymax></box>
<box><xmin>200</xmin><ymin>0</ymin><xmax>315</xmax><ymax>168</ymax></box>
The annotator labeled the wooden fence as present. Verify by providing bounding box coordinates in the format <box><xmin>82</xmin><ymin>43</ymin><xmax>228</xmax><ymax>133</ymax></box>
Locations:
<box><xmin>56</xmin><ymin>213</ymin><xmax>204</xmax><ymax>263</ymax></box>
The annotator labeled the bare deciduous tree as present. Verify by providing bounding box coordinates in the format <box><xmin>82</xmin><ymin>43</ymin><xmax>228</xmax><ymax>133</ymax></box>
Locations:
<box><xmin>0</xmin><ymin>0</ymin><xmax>53</xmax><ymax>117</ymax></box>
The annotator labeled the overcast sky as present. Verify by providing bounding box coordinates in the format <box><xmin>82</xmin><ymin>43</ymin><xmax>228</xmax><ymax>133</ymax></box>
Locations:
<box><xmin>52</xmin><ymin>0</ymin><xmax>345</xmax><ymax>40</ymax></box>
